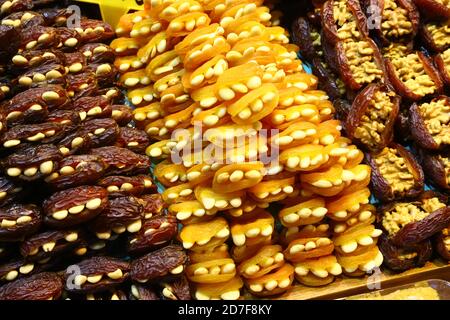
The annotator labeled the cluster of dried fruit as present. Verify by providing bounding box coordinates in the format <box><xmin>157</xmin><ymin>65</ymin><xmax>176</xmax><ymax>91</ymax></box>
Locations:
<box><xmin>0</xmin><ymin>2</ymin><xmax>189</xmax><ymax>301</ymax></box>
<box><xmin>115</xmin><ymin>0</ymin><xmax>384</xmax><ymax>299</ymax></box>
<box><xmin>292</xmin><ymin>0</ymin><xmax>450</xmax><ymax>271</ymax></box>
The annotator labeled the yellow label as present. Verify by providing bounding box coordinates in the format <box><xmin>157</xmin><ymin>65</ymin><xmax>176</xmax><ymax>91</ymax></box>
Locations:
<box><xmin>74</xmin><ymin>0</ymin><xmax>144</xmax><ymax>29</ymax></box>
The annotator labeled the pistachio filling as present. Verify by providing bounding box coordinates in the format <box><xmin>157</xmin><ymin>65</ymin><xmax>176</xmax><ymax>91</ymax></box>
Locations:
<box><xmin>354</xmin><ymin>90</ymin><xmax>394</xmax><ymax>148</ymax></box>
<box><xmin>426</xmin><ymin>21</ymin><xmax>450</xmax><ymax>49</ymax></box>
<box><xmin>381</xmin><ymin>0</ymin><xmax>413</xmax><ymax>38</ymax></box>
<box><xmin>374</xmin><ymin>147</ymin><xmax>415</xmax><ymax>195</ymax></box>
<box><xmin>391</xmin><ymin>53</ymin><xmax>436</xmax><ymax>96</ymax></box>
<box><xmin>382</xmin><ymin>197</ymin><xmax>446</xmax><ymax>236</ymax></box>
<box><xmin>418</xmin><ymin>98</ymin><xmax>450</xmax><ymax>146</ymax></box>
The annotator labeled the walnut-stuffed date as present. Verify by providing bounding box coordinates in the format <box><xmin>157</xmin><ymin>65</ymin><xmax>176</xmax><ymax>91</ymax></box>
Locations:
<box><xmin>160</xmin><ymin>276</ymin><xmax>191</xmax><ymax>300</ymax></box>
<box><xmin>385</xmin><ymin>50</ymin><xmax>443</xmax><ymax>101</ymax></box>
<box><xmin>0</xmin><ymin>204</ymin><xmax>41</xmax><ymax>242</ymax></box>
<box><xmin>97</xmin><ymin>174</ymin><xmax>154</xmax><ymax>198</ymax></box>
<box><xmin>66</xmin><ymin>71</ymin><xmax>98</xmax><ymax>100</ymax></box>
<box><xmin>1</xmin><ymin>85</ymin><xmax>69</xmax><ymax>126</ymax></box>
<box><xmin>409</xmin><ymin>96</ymin><xmax>450</xmax><ymax>150</ymax></box>
<box><xmin>89</xmin><ymin>196</ymin><xmax>144</xmax><ymax>239</ymax></box>
<box><xmin>90</xmin><ymin>146</ymin><xmax>151</xmax><ymax>176</ymax></box>
<box><xmin>417</xmin><ymin>148</ymin><xmax>449</xmax><ymax>191</ymax></box>
<box><xmin>346</xmin><ymin>84</ymin><xmax>400</xmax><ymax>152</ymax></box>
<box><xmin>46</xmin><ymin>155</ymin><xmax>108</xmax><ymax>190</ymax></box>
<box><xmin>114</xmin><ymin>127</ymin><xmax>150</xmax><ymax>154</ymax></box>
<box><xmin>1</xmin><ymin>122</ymin><xmax>74</xmax><ymax>150</ymax></box>
<box><xmin>420</xmin><ymin>20</ymin><xmax>450</xmax><ymax>53</ymax></box>
<box><xmin>43</xmin><ymin>186</ymin><xmax>108</xmax><ymax>228</ymax></box>
<box><xmin>434</xmin><ymin>226</ymin><xmax>450</xmax><ymax>260</ymax></box>
<box><xmin>64</xmin><ymin>256</ymin><xmax>129</xmax><ymax>294</ymax></box>
<box><xmin>20</xmin><ymin>229</ymin><xmax>82</xmax><ymax>261</ymax></box>
<box><xmin>366</xmin><ymin>143</ymin><xmax>424</xmax><ymax>202</ymax></box>
<box><xmin>75</xmin><ymin>19</ymin><xmax>115</xmax><ymax>44</ymax></box>
<box><xmin>0</xmin><ymin>272</ymin><xmax>62</xmax><ymax>300</ymax></box>
<box><xmin>379</xmin><ymin>234</ymin><xmax>433</xmax><ymax>271</ymax></box>
<box><xmin>130</xmin><ymin>245</ymin><xmax>188</xmax><ymax>283</ymax></box>
<box><xmin>129</xmin><ymin>284</ymin><xmax>159</xmax><ymax>300</ymax></box>
<box><xmin>413</xmin><ymin>0</ymin><xmax>450</xmax><ymax>19</ymax></box>
<box><xmin>2</xmin><ymin>144</ymin><xmax>62</xmax><ymax>181</ymax></box>
<box><xmin>128</xmin><ymin>215</ymin><xmax>177</xmax><ymax>255</ymax></box>
<box><xmin>380</xmin><ymin>192</ymin><xmax>450</xmax><ymax>247</ymax></box>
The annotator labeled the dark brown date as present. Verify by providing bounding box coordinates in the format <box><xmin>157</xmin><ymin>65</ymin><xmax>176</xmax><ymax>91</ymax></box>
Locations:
<box><xmin>57</xmin><ymin>127</ymin><xmax>94</xmax><ymax>156</ymax></box>
<box><xmin>110</xmin><ymin>105</ymin><xmax>133</xmax><ymax>126</ymax></box>
<box><xmin>160</xmin><ymin>276</ymin><xmax>191</xmax><ymax>300</ymax></box>
<box><xmin>98</xmin><ymin>88</ymin><xmax>123</xmax><ymax>104</ymax></box>
<box><xmin>66</xmin><ymin>71</ymin><xmax>98</xmax><ymax>100</ymax></box>
<box><xmin>79</xmin><ymin>43</ymin><xmax>115</xmax><ymax>64</ymax></box>
<box><xmin>0</xmin><ymin>204</ymin><xmax>41</xmax><ymax>241</ymax></box>
<box><xmin>434</xmin><ymin>226</ymin><xmax>450</xmax><ymax>261</ymax></box>
<box><xmin>1</xmin><ymin>11</ymin><xmax>45</xmax><ymax>29</ymax></box>
<box><xmin>139</xmin><ymin>194</ymin><xmax>166</xmax><ymax>219</ymax></box>
<box><xmin>71</xmin><ymin>95</ymin><xmax>112</xmax><ymax>121</ymax></box>
<box><xmin>90</xmin><ymin>146</ymin><xmax>151</xmax><ymax>176</ymax></box>
<box><xmin>45</xmin><ymin>155</ymin><xmax>108</xmax><ymax>190</ymax></box>
<box><xmin>43</xmin><ymin>185</ymin><xmax>108</xmax><ymax>228</ymax></box>
<box><xmin>0</xmin><ymin>259</ymin><xmax>45</xmax><ymax>282</ymax></box>
<box><xmin>55</xmin><ymin>27</ymin><xmax>81</xmax><ymax>51</ymax></box>
<box><xmin>46</xmin><ymin>109</ymin><xmax>80</xmax><ymax>127</ymax></box>
<box><xmin>0</xmin><ymin>25</ymin><xmax>19</xmax><ymax>64</ymax></box>
<box><xmin>64</xmin><ymin>256</ymin><xmax>129</xmax><ymax>293</ymax></box>
<box><xmin>129</xmin><ymin>284</ymin><xmax>159</xmax><ymax>300</ymax></box>
<box><xmin>0</xmin><ymin>176</ymin><xmax>23</xmax><ymax>207</ymax></box>
<box><xmin>419</xmin><ymin>21</ymin><xmax>450</xmax><ymax>53</ymax></box>
<box><xmin>76</xmin><ymin>19</ymin><xmax>115</xmax><ymax>43</ymax></box>
<box><xmin>379</xmin><ymin>234</ymin><xmax>432</xmax><ymax>272</ymax></box>
<box><xmin>0</xmin><ymin>272</ymin><xmax>63</xmax><ymax>300</ymax></box>
<box><xmin>115</xmin><ymin>127</ymin><xmax>150</xmax><ymax>154</ymax></box>
<box><xmin>97</xmin><ymin>174</ymin><xmax>154</xmax><ymax>198</ymax></box>
<box><xmin>2</xmin><ymin>144</ymin><xmax>63</xmax><ymax>181</ymax></box>
<box><xmin>16</xmin><ymin>61</ymin><xmax>66</xmax><ymax>89</ymax></box>
<box><xmin>11</xmin><ymin>49</ymin><xmax>65</xmax><ymax>71</ymax></box>
<box><xmin>77</xmin><ymin>118</ymin><xmax>119</xmax><ymax>149</ymax></box>
<box><xmin>413</xmin><ymin>0</ymin><xmax>450</xmax><ymax>19</ymax></box>
<box><xmin>0</xmin><ymin>0</ymin><xmax>33</xmax><ymax>17</ymax></box>
<box><xmin>128</xmin><ymin>215</ymin><xmax>177</xmax><ymax>255</ymax></box>
<box><xmin>79</xmin><ymin>290</ymin><xmax>128</xmax><ymax>300</ymax></box>
<box><xmin>19</xmin><ymin>26</ymin><xmax>59</xmax><ymax>51</ymax></box>
<box><xmin>409</xmin><ymin>96</ymin><xmax>450</xmax><ymax>150</ymax></box>
<box><xmin>64</xmin><ymin>52</ymin><xmax>87</xmax><ymax>74</ymax></box>
<box><xmin>416</xmin><ymin>148</ymin><xmax>449</xmax><ymax>191</ymax></box>
<box><xmin>366</xmin><ymin>143</ymin><xmax>424</xmax><ymax>202</ymax></box>
<box><xmin>346</xmin><ymin>84</ymin><xmax>400</xmax><ymax>152</ymax></box>
<box><xmin>0</xmin><ymin>122</ymin><xmax>74</xmax><ymax>150</ymax></box>
<box><xmin>130</xmin><ymin>245</ymin><xmax>188</xmax><ymax>283</ymax></box>
<box><xmin>20</xmin><ymin>229</ymin><xmax>82</xmax><ymax>261</ymax></box>
<box><xmin>89</xmin><ymin>196</ymin><xmax>143</xmax><ymax>238</ymax></box>
<box><xmin>1</xmin><ymin>85</ymin><xmax>69</xmax><ymax>126</ymax></box>
<box><xmin>87</xmin><ymin>62</ymin><xmax>118</xmax><ymax>87</ymax></box>
<box><xmin>39</xmin><ymin>8</ymin><xmax>73</xmax><ymax>26</ymax></box>
<box><xmin>434</xmin><ymin>51</ymin><xmax>450</xmax><ymax>86</ymax></box>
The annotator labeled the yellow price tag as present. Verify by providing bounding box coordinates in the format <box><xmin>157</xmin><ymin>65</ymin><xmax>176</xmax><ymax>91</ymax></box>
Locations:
<box><xmin>74</xmin><ymin>0</ymin><xmax>144</xmax><ymax>29</ymax></box>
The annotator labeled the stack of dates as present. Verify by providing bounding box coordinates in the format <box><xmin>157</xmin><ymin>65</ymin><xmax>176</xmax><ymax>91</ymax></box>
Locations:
<box><xmin>114</xmin><ymin>0</ymin><xmax>386</xmax><ymax>299</ymax></box>
<box><xmin>0</xmin><ymin>2</ymin><xmax>189</xmax><ymax>300</ymax></box>
<box><xmin>292</xmin><ymin>0</ymin><xmax>450</xmax><ymax>272</ymax></box>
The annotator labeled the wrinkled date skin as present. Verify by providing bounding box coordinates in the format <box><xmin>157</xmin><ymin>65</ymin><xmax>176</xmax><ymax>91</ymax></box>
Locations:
<box><xmin>43</xmin><ymin>185</ymin><xmax>108</xmax><ymax>228</ymax></box>
<box><xmin>160</xmin><ymin>276</ymin><xmax>191</xmax><ymax>300</ymax></box>
<box><xmin>413</xmin><ymin>0</ymin><xmax>450</xmax><ymax>19</ymax></box>
<box><xmin>139</xmin><ymin>194</ymin><xmax>166</xmax><ymax>219</ymax></box>
<box><xmin>110</xmin><ymin>105</ymin><xmax>133</xmax><ymax>126</ymax></box>
<box><xmin>127</xmin><ymin>215</ymin><xmax>177</xmax><ymax>255</ymax></box>
<box><xmin>46</xmin><ymin>109</ymin><xmax>81</xmax><ymax>127</ymax></box>
<box><xmin>115</xmin><ymin>127</ymin><xmax>150</xmax><ymax>154</ymax></box>
<box><xmin>39</xmin><ymin>8</ymin><xmax>73</xmax><ymax>26</ymax></box>
<box><xmin>2</xmin><ymin>144</ymin><xmax>63</xmax><ymax>181</ymax></box>
<box><xmin>2</xmin><ymin>11</ymin><xmax>45</xmax><ymax>29</ymax></box>
<box><xmin>346</xmin><ymin>84</ymin><xmax>400</xmax><ymax>152</ymax></box>
<box><xmin>66</xmin><ymin>71</ymin><xmax>98</xmax><ymax>100</ymax></box>
<box><xmin>366</xmin><ymin>143</ymin><xmax>424</xmax><ymax>202</ymax></box>
<box><xmin>79</xmin><ymin>43</ymin><xmax>115</xmax><ymax>64</ymax></box>
<box><xmin>0</xmin><ymin>176</ymin><xmax>22</xmax><ymax>208</ymax></box>
<box><xmin>379</xmin><ymin>234</ymin><xmax>433</xmax><ymax>272</ymax></box>
<box><xmin>87</xmin><ymin>63</ymin><xmax>118</xmax><ymax>88</ymax></box>
<box><xmin>0</xmin><ymin>272</ymin><xmax>63</xmax><ymax>300</ymax></box>
<box><xmin>71</xmin><ymin>96</ymin><xmax>112</xmax><ymax>121</ymax></box>
<box><xmin>416</xmin><ymin>148</ymin><xmax>449</xmax><ymax>191</ymax></box>
<box><xmin>46</xmin><ymin>155</ymin><xmax>108</xmax><ymax>190</ymax></box>
<box><xmin>89</xmin><ymin>196</ymin><xmax>143</xmax><ymax>233</ymax></box>
<box><xmin>20</xmin><ymin>229</ymin><xmax>83</xmax><ymax>261</ymax></box>
<box><xmin>19</xmin><ymin>26</ymin><xmax>60</xmax><ymax>51</ymax></box>
<box><xmin>98</xmin><ymin>88</ymin><xmax>123</xmax><ymax>105</ymax></box>
<box><xmin>0</xmin><ymin>204</ymin><xmax>41</xmax><ymax>242</ymax></box>
<box><xmin>10</xmin><ymin>49</ymin><xmax>66</xmax><ymax>72</ymax></box>
<box><xmin>64</xmin><ymin>52</ymin><xmax>87</xmax><ymax>72</ymax></box>
<box><xmin>434</xmin><ymin>228</ymin><xmax>450</xmax><ymax>261</ymax></box>
<box><xmin>0</xmin><ymin>0</ymin><xmax>33</xmax><ymax>17</ymax></box>
<box><xmin>76</xmin><ymin>19</ymin><xmax>115</xmax><ymax>43</ymax></box>
<box><xmin>130</xmin><ymin>245</ymin><xmax>188</xmax><ymax>283</ymax></box>
<box><xmin>64</xmin><ymin>256</ymin><xmax>130</xmax><ymax>294</ymax></box>
<box><xmin>129</xmin><ymin>284</ymin><xmax>159</xmax><ymax>300</ymax></box>
<box><xmin>77</xmin><ymin>118</ymin><xmax>119</xmax><ymax>149</ymax></box>
<box><xmin>97</xmin><ymin>174</ymin><xmax>155</xmax><ymax>198</ymax></box>
<box><xmin>0</xmin><ymin>25</ymin><xmax>20</xmax><ymax>64</ymax></box>
<box><xmin>90</xmin><ymin>146</ymin><xmax>151</xmax><ymax>176</ymax></box>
